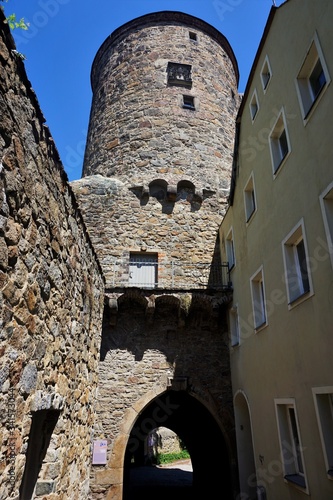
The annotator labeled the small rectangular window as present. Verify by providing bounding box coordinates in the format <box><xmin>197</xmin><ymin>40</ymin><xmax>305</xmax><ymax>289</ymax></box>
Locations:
<box><xmin>313</xmin><ymin>387</ymin><xmax>333</xmax><ymax>478</ymax></box>
<box><xmin>249</xmin><ymin>90</ymin><xmax>259</xmax><ymax>121</ymax></box>
<box><xmin>260</xmin><ymin>56</ymin><xmax>272</xmax><ymax>91</ymax></box>
<box><xmin>244</xmin><ymin>173</ymin><xmax>256</xmax><ymax>222</ymax></box>
<box><xmin>183</xmin><ymin>95</ymin><xmax>195</xmax><ymax>110</ymax></box>
<box><xmin>296</xmin><ymin>33</ymin><xmax>330</xmax><ymax>120</ymax></box>
<box><xmin>269</xmin><ymin>108</ymin><xmax>290</xmax><ymax>174</ymax></box>
<box><xmin>229</xmin><ymin>306</ymin><xmax>239</xmax><ymax>347</ymax></box>
<box><xmin>189</xmin><ymin>31</ymin><xmax>197</xmax><ymax>41</ymax></box>
<box><xmin>282</xmin><ymin>220</ymin><xmax>312</xmax><ymax>305</ymax></box>
<box><xmin>167</xmin><ymin>62</ymin><xmax>192</xmax><ymax>88</ymax></box>
<box><xmin>275</xmin><ymin>400</ymin><xmax>307</xmax><ymax>490</ymax></box>
<box><xmin>250</xmin><ymin>266</ymin><xmax>267</xmax><ymax>330</ymax></box>
<box><xmin>129</xmin><ymin>252</ymin><xmax>158</xmax><ymax>288</ymax></box>
<box><xmin>225</xmin><ymin>228</ymin><xmax>235</xmax><ymax>270</ymax></box>
<box><xmin>320</xmin><ymin>182</ymin><xmax>333</xmax><ymax>270</ymax></box>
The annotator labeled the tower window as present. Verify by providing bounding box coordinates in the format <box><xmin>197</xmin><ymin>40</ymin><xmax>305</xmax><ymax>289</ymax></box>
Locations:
<box><xmin>167</xmin><ymin>62</ymin><xmax>192</xmax><ymax>88</ymax></box>
<box><xmin>189</xmin><ymin>31</ymin><xmax>197</xmax><ymax>41</ymax></box>
<box><xmin>129</xmin><ymin>253</ymin><xmax>158</xmax><ymax>288</ymax></box>
<box><xmin>183</xmin><ymin>95</ymin><xmax>195</xmax><ymax>110</ymax></box>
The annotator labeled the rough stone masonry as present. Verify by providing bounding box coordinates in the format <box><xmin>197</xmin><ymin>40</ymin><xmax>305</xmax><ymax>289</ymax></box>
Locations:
<box><xmin>0</xmin><ymin>11</ymin><xmax>104</xmax><ymax>500</ymax></box>
<box><xmin>72</xmin><ymin>12</ymin><xmax>240</xmax><ymax>499</ymax></box>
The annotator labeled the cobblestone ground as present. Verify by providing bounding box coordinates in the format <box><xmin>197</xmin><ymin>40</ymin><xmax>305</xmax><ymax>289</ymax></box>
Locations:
<box><xmin>123</xmin><ymin>460</ymin><xmax>193</xmax><ymax>499</ymax></box>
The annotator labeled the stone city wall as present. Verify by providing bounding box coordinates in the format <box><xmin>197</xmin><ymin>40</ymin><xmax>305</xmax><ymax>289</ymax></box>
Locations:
<box><xmin>0</xmin><ymin>13</ymin><xmax>104</xmax><ymax>499</ymax></box>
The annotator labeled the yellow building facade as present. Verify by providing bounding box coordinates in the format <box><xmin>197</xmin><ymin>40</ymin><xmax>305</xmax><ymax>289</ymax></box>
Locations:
<box><xmin>219</xmin><ymin>1</ymin><xmax>333</xmax><ymax>498</ymax></box>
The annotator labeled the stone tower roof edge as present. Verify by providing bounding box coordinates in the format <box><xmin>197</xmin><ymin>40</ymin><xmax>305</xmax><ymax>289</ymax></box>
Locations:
<box><xmin>90</xmin><ymin>10</ymin><xmax>239</xmax><ymax>90</ymax></box>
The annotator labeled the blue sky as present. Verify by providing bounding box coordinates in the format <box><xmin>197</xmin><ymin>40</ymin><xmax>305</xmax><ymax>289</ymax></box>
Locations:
<box><xmin>4</xmin><ymin>0</ymin><xmax>283</xmax><ymax>181</ymax></box>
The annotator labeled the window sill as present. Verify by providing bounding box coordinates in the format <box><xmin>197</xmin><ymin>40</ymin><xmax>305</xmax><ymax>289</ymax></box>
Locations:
<box><xmin>284</xmin><ymin>474</ymin><xmax>306</xmax><ymax>489</ymax></box>
<box><xmin>246</xmin><ymin>209</ymin><xmax>256</xmax><ymax>225</ymax></box>
<box><xmin>288</xmin><ymin>290</ymin><xmax>313</xmax><ymax>309</ymax></box>
<box><xmin>255</xmin><ymin>321</ymin><xmax>268</xmax><ymax>333</ymax></box>
<box><xmin>168</xmin><ymin>80</ymin><xmax>192</xmax><ymax>88</ymax></box>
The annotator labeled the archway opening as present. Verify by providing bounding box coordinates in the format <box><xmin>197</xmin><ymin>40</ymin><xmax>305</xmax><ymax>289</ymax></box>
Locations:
<box><xmin>123</xmin><ymin>390</ymin><xmax>233</xmax><ymax>499</ymax></box>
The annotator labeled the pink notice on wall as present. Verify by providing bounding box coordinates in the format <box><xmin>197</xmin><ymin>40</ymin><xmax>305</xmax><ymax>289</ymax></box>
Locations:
<box><xmin>92</xmin><ymin>440</ymin><xmax>108</xmax><ymax>465</ymax></box>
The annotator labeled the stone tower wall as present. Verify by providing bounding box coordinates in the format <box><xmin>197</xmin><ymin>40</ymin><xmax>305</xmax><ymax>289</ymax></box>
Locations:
<box><xmin>73</xmin><ymin>12</ymin><xmax>240</xmax><ymax>288</ymax></box>
<box><xmin>83</xmin><ymin>12</ymin><xmax>239</xmax><ymax>187</ymax></box>
<box><xmin>0</xmin><ymin>14</ymin><xmax>104</xmax><ymax>499</ymax></box>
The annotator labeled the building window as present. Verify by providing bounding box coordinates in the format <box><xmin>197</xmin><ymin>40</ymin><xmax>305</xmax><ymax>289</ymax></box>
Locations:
<box><xmin>275</xmin><ymin>400</ymin><xmax>307</xmax><ymax>490</ymax></box>
<box><xmin>282</xmin><ymin>220</ymin><xmax>312</xmax><ymax>305</ymax></box>
<box><xmin>313</xmin><ymin>387</ymin><xmax>333</xmax><ymax>478</ymax></box>
<box><xmin>296</xmin><ymin>33</ymin><xmax>330</xmax><ymax>119</ymax></box>
<box><xmin>183</xmin><ymin>95</ymin><xmax>195</xmax><ymax>110</ymax></box>
<box><xmin>250</xmin><ymin>266</ymin><xmax>267</xmax><ymax>330</ymax></box>
<box><xmin>167</xmin><ymin>62</ymin><xmax>192</xmax><ymax>88</ymax></box>
<box><xmin>260</xmin><ymin>56</ymin><xmax>272</xmax><ymax>91</ymax></box>
<box><xmin>129</xmin><ymin>252</ymin><xmax>158</xmax><ymax>288</ymax></box>
<box><xmin>269</xmin><ymin>108</ymin><xmax>290</xmax><ymax>174</ymax></box>
<box><xmin>225</xmin><ymin>228</ymin><xmax>235</xmax><ymax>270</ymax></box>
<box><xmin>189</xmin><ymin>31</ymin><xmax>197</xmax><ymax>41</ymax></box>
<box><xmin>320</xmin><ymin>181</ymin><xmax>333</xmax><ymax>270</ymax></box>
<box><xmin>244</xmin><ymin>173</ymin><xmax>256</xmax><ymax>222</ymax></box>
<box><xmin>229</xmin><ymin>305</ymin><xmax>239</xmax><ymax>347</ymax></box>
<box><xmin>249</xmin><ymin>90</ymin><xmax>259</xmax><ymax>121</ymax></box>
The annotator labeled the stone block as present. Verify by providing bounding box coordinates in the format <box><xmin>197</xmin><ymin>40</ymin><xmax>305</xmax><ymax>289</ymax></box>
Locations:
<box><xmin>95</xmin><ymin>467</ymin><xmax>123</xmax><ymax>485</ymax></box>
<box><xmin>35</xmin><ymin>480</ymin><xmax>54</xmax><ymax>496</ymax></box>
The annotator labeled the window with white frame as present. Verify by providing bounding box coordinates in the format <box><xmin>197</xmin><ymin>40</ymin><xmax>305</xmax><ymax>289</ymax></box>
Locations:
<box><xmin>249</xmin><ymin>90</ymin><xmax>259</xmax><ymax>121</ymax></box>
<box><xmin>313</xmin><ymin>387</ymin><xmax>333</xmax><ymax>478</ymax></box>
<box><xmin>229</xmin><ymin>305</ymin><xmax>239</xmax><ymax>347</ymax></box>
<box><xmin>320</xmin><ymin>181</ymin><xmax>333</xmax><ymax>270</ymax></box>
<box><xmin>282</xmin><ymin>220</ymin><xmax>312</xmax><ymax>305</ymax></box>
<box><xmin>269</xmin><ymin>109</ymin><xmax>290</xmax><ymax>174</ymax></box>
<box><xmin>296</xmin><ymin>33</ymin><xmax>330</xmax><ymax>119</ymax></box>
<box><xmin>260</xmin><ymin>55</ymin><xmax>272</xmax><ymax>91</ymax></box>
<box><xmin>244</xmin><ymin>173</ymin><xmax>256</xmax><ymax>222</ymax></box>
<box><xmin>275</xmin><ymin>400</ymin><xmax>307</xmax><ymax>490</ymax></box>
<box><xmin>250</xmin><ymin>266</ymin><xmax>267</xmax><ymax>330</ymax></box>
<box><xmin>225</xmin><ymin>228</ymin><xmax>235</xmax><ymax>270</ymax></box>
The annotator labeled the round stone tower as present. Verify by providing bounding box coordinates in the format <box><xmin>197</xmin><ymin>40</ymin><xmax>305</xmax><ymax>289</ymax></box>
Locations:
<box><xmin>74</xmin><ymin>11</ymin><xmax>239</xmax><ymax>286</ymax></box>
<box><xmin>83</xmin><ymin>11</ymin><xmax>238</xmax><ymax>181</ymax></box>
<box><xmin>71</xmin><ymin>11</ymin><xmax>240</xmax><ymax>499</ymax></box>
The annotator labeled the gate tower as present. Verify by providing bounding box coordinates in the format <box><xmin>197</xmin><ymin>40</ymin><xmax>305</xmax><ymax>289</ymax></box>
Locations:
<box><xmin>71</xmin><ymin>11</ymin><xmax>240</xmax><ymax>499</ymax></box>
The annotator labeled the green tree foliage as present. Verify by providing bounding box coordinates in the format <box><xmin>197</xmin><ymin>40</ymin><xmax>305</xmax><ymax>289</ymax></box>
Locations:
<box><xmin>0</xmin><ymin>0</ymin><xmax>29</xmax><ymax>30</ymax></box>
